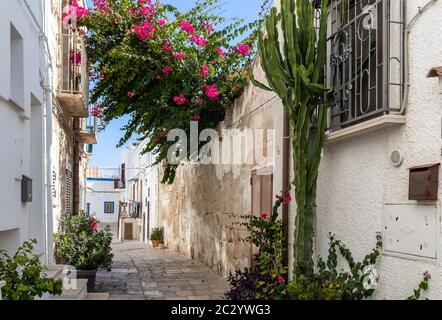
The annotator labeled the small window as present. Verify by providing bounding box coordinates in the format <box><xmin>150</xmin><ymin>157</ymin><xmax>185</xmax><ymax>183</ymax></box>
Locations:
<box><xmin>87</xmin><ymin>203</ymin><xmax>91</xmax><ymax>215</ymax></box>
<box><xmin>104</xmin><ymin>202</ymin><xmax>115</xmax><ymax>214</ymax></box>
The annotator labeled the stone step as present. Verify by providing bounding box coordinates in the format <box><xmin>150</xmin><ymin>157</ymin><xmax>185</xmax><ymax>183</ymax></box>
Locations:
<box><xmin>43</xmin><ymin>264</ymin><xmax>66</xmax><ymax>279</ymax></box>
<box><xmin>86</xmin><ymin>292</ymin><xmax>109</xmax><ymax>300</ymax></box>
<box><xmin>49</xmin><ymin>278</ymin><xmax>88</xmax><ymax>300</ymax></box>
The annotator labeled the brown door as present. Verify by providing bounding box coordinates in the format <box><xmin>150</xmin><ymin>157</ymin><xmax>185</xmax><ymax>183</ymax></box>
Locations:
<box><xmin>250</xmin><ymin>170</ymin><xmax>273</xmax><ymax>265</ymax></box>
<box><xmin>124</xmin><ymin>222</ymin><xmax>134</xmax><ymax>240</ymax></box>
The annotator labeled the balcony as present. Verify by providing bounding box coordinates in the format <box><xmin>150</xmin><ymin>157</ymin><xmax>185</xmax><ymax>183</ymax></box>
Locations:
<box><xmin>79</xmin><ymin>116</ymin><xmax>98</xmax><ymax>145</ymax></box>
<box><xmin>56</xmin><ymin>32</ymin><xmax>89</xmax><ymax>118</ymax></box>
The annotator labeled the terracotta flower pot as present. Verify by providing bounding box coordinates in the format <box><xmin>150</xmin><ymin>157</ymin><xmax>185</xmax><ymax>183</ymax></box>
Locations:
<box><xmin>151</xmin><ymin>240</ymin><xmax>163</xmax><ymax>248</ymax></box>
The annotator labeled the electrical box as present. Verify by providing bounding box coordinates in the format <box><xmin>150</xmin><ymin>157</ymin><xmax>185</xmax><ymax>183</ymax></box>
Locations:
<box><xmin>21</xmin><ymin>175</ymin><xmax>32</xmax><ymax>203</ymax></box>
<box><xmin>409</xmin><ymin>164</ymin><xmax>440</xmax><ymax>201</ymax></box>
<box><xmin>383</xmin><ymin>204</ymin><xmax>437</xmax><ymax>259</ymax></box>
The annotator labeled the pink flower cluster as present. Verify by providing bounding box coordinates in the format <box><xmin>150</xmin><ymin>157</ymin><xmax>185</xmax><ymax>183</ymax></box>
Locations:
<box><xmin>276</xmin><ymin>192</ymin><xmax>292</xmax><ymax>205</ymax></box>
<box><xmin>174</xmin><ymin>52</ymin><xmax>184</xmax><ymax>60</ymax></box>
<box><xmin>216</xmin><ymin>48</ymin><xmax>227</xmax><ymax>57</ymax></box>
<box><xmin>69</xmin><ymin>50</ymin><xmax>81</xmax><ymax>65</ymax></box>
<box><xmin>173</xmin><ymin>93</ymin><xmax>187</xmax><ymax>106</ymax></box>
<box><xmin>162</xmin><ymin>65</ymin><xmax>173</xmax><ymax>74</ymax></box>
<box><xmin>161</xmin><ymin>42</ymin><xmax>173</xmax><ymax>53</ymax></box>
<box><xmin>134</xmin><ymin>20</ymin><xmax>156</xmax><ymax>40</ymax></box>
<box><xmin>235</xmin><ymin>44</ymin><xmax>251</xmax><ymax>56</ymax></box>
<box><xmin>91</xmin><ymin>103</ymin><xmax>104</xmax><ymax>117</ymax></box>
<box><xmin>135</xmin><ymin>0</ymin><xmax>156</xmax><ymax>17</ymax></box>
<box><xmin>93</xmin><ymin>0</ymin><xmax>110</xmax><ymax>12</ymax></box>
<box><xmin>199</xmin><ymin>65</ymin><xmax>209</xmax><ymax>77</ymax></box>
<box><xmin>203</xmin><ymin>84</ymin><xmax>220</xmax><ymax>101</ymax></box>
<box><xmin>189</xmin><ymin>34</ymin><xmax>207</xmax><ymax>47</ymax></box>
<box><xmin>62</xmin><ymin>0</ymin><xmax>90</xmax><ymax>23</ymax></box>
<box><xmin>178</xmin><ymin>20</ymin><xmax>195</xmax><ymax>34</ymax></box>
<box><xmin>200</xmin><ymin>22</ymin><xmax>214</xmax><ymax>34</ymax></box>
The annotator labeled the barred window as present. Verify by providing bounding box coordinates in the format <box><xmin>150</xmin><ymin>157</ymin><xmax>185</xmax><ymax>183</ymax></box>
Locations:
<box><xmin>327</xmin><ymin>0</ymin><xmax>405</xmax><ymax>130</ymax></box>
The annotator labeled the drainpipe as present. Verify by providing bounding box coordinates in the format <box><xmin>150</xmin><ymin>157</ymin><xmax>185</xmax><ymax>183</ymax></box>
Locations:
<box><xmin>282</xmin><ymin>111</ymin><xmax>290</xmax><ymax>268</ymax></box>
<box><xmin>399</xmin><ymin>0</ymin><xmax>440</xmax><ymax>114</ymax></box>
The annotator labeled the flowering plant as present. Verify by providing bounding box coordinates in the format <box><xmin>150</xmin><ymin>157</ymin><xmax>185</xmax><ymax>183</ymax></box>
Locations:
<box><xmin>75</xmin><ymin>0</ymin><xmax>259</xmax><ymax>183</ymax></box>
<box><xmin>54</xmin><ymin>212</ymin><xmax>113</xmax><ymax>271</ymax></box>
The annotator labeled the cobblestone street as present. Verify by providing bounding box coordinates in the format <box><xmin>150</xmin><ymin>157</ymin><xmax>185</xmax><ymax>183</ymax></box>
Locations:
<box><xmin>95</xmin><ymin>241</ymin><xmax>229</xmax><ymax>300</ymax></box>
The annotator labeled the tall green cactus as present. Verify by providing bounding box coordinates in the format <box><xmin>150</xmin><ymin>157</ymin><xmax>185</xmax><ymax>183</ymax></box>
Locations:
<box><xmin>254</xmin><ymin>0</ymin><xmax>329</xmax><ymax>276</ymax></box>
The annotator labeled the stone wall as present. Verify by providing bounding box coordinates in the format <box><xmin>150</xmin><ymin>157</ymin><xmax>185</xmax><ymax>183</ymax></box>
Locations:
<box><xmin>158</xmin><ymin>63</ymin><xmax>280</xmax><ymax>277</ymax></box>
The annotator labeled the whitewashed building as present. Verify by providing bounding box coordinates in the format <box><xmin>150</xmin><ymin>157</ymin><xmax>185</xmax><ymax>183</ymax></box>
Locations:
<box><xmin>118</xmin><ymin>141</ymin><xmax>160</xmax><ymax>243</ymax></box>
<box><xmin>0</xmin><ymin>0</ymin><xmax>96</xmax><ymax>263</ymax></box>
<box><xmin>86</xmin><ymin>168</ymin><xmax>120</xmax><ymax>236</ymax></box>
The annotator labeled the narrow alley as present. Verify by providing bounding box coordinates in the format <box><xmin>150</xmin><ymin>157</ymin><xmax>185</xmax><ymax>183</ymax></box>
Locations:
<box><xmin>95</xmin><ymin>242</ymin><xmax>228</xmax><ymax>300</ymax></box>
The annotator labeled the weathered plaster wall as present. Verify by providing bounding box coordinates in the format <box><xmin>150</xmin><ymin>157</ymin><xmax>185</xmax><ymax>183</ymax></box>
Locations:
<box><xmin>158</xmin><ymin>63</ymin><xmax>280</xmax><ymax>277</ymax></box>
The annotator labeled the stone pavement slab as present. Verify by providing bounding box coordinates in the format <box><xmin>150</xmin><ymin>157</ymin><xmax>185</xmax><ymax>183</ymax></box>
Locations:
<box><xmin>95</xmin><ymin>241</ymin><xmax>228</xmax><ymax>300</ymax></box>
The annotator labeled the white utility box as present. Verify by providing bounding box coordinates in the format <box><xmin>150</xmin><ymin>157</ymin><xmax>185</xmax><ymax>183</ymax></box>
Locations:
<box><xmin>383</xmin><ymin>204</ymin><xmax>438</xmax><ymax>259</ymax></box>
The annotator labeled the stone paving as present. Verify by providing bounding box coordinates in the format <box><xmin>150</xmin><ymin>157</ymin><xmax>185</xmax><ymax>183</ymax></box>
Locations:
<box><xmin>95</xmin><ymin>241</ymin><xmax>229</xmax><ymax>300</ymax></box>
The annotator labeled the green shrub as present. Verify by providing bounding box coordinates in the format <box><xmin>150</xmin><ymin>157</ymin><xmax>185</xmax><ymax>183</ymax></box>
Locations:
<box><xmin>150</xmin><ymin>228</ymin><xmax>164</xmax><ymax>241</ymax></box>
<box><xmin>54</xmin><ymin>212</ymin><xmax>113</xmax><ymax>271</ymax></box>
<box><xmin>0</xmin><ymin>240</ymin><xmax>63</xmax><ymax>300</ymax></box>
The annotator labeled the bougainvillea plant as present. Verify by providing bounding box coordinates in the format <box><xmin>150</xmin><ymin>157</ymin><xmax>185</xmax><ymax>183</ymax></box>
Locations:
<box><xmin>70</xmin><ymin>0</ymin><xmax>259</xmax><ymax>183</ymax></box>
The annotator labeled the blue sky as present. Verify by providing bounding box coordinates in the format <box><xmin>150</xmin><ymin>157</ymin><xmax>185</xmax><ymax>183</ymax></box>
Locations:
<box><xmin>88</xmin><ymin>0</ymin><xmax>263</xmax><ymax>168</ymax></box>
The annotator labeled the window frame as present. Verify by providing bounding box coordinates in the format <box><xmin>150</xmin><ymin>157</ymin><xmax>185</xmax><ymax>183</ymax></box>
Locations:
<box><xmin>104</xmin><ymin>201</ymin><xmax>115</xmax><ymax>214</ymax></box>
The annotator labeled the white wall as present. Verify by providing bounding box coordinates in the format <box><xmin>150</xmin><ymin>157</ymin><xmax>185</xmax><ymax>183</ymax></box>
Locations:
<box><xmin>0</xmin><ymin>0</ymin><xmax>49</xmax><ymax>258</ymax></box>
<box><xmin>288</xmin><ymin>0</ymin><xmax>442</xmax><ymax>300</ymax></box>
<box><xmin>86</xmin><ymin>179</ymin><xmax>120</xmax><ymax>224</ymax></box>
<box><xmin>119</xmin><ymin>140</ymin><xmax>160</xmax><ymax>242</ymax></box>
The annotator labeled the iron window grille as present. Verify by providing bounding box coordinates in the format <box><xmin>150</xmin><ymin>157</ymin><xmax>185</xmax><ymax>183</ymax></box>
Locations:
<box><xmin>326</xmin><ymin>0</ymin><xmax>405</xmax><ymax>131</ymax></box>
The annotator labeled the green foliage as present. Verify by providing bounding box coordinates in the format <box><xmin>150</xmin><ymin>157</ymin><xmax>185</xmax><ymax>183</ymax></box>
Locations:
<box><xmin>279</xmin><ymin>233</ymin><xmax>382</xmax><ymax>300</ymax></box>
<box><xmin>285</xmin><ymin>275</ymin><xmax>344</xmax><ymax>300</ymax></box>
<box><xmin>150</xmin><ymin>227</ymin><xmax>164</xmax><ymax>241</ymax></box>
<box><xmin>226</xmin><ymin>192</ymin><xmax>289</xmax><ymax>300</ymax></box>
<box><xmin>77</xmin><ymin>0</ymin><xmax>259</xmax><ymax>183</ymax></box>
<box><xmin>407</xmin><ymin>272</ymin><xmax>431</xmax><ymax>300</ymax></box>
<box><xmin>0</xmin><ymin>240</ymin><xmax>63</xmax><ymax>300</ymax></box>
<box><xmin>256</xmin><ymin>0</ymin><xmax>330</xmax><ymax>276</ymax></box>
<box><xmin>314</xmin><ymin>233</ymin><xmax>383</xmax><ymax>300</ymax></box>
<box><xmin>54</xmin><ymin>213</ymin><xmax>113</xmax><ymax>271</ymax></box>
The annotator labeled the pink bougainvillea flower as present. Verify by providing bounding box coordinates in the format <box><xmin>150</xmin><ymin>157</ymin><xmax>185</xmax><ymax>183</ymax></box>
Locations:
<box><xmin>69</xmin><ymin>50</ymin><xmax>81</xmax><ymax>65</ymax></box>
<box><xmin>194</xmin><ymin>97</ymin><xmax>203</xmax><ymax>105</ymax></box>
<box><xmin>162</xmin><ymin>65</ymin><xmax>173</xmax><ymax>74</ymax></box>
<box><xmin>178</xmin><ymin>20</ymin><xmax>195</xmax><ymax>34</ymax></box>
<box><xmin>212</xmin><ymin>59</ymin><xmax>218</xmax><ymax>65</ymax></box>
<box><xmin>127</xmin><ymin>91</ymin><xmax>134</xmax><ymax>97</ymax></box>
<box><xmin>161</xmin><ymin>41</ymin><xmax>173</xmax><ymax>53</ymax></box>
<box><xmin>191</xmin><ymin>114</ymin><xmax>201</xmax><ymax>121</ymax></box>
<box><xmin>91</xmin><ymin>103</ymin><xmax>104</xmax><ymax>117</ymax></box>
<box><xmin>174</xmin><ymin>52</ymin><xmax>184</xmax><ymax>60</ymax></box>
<box><xmin>203</xmin><ymin>84</ymin><xmax>220</xmax><ymax>101</ymax></box>
<box><xmin>91</xmin><ymin>220</ymin><xmax>98</xmax><ymax>232</ymax></box>
<box><xmin>156</xmin><ymin>75</ymin><xmax>162</xmax><ymax>81</ymax></box>
<box><xmin>277</xmin><ymin>276</ymin><xmax>285</xmax><ymax>284</ymax></box>
<box><xmin>173</xmin><ymin>93</ymin><xmax>187</xmax><ymax>106</ymax></box>
<box><xmin>236</xmin><ymin>44</ymin><xmax>251</xmax><ymax>56</ymax></box>
<box><xmin>133</xmin><ymin>20</ymin><xmax>156</xmax><ymax>40</ymax></box>
<box><xmin>157</xmin><ymin>19</ymin><xmax>166</xmax><ymax>26</ymax></box>
<box><xmin>200</xmin><ymin>22</ymin><xmax>214</xmax><ymax>34</ymax></box>
<box><xmin>216</xmin><ymin>48</ymin><xmax>227</xmax><ymax>57</ymax></box>
<box><xmin>282</xmin><ymin>192</ymin><xmax>292</xmax><ymax>205</ymax></box>
<box><xmin>424</xmin><ymin>271</ymin><xmax>432</xmax><ymax>279</ymax></box>
<box><xmin>189</xmin><ymin>34</ymin><xmax>207</xmax><ymax>47</ymax></box>
<box><xmin>199</xmin><ymin>64</ymin><xmax>209</xmax><ymax>77</ymax></box>
<box><xmin>114</xmin><ymin>16</ymin><xmax>120</xmax><ymax>24</ymax></box>
<box><xmin>260</xmin><ymin>213</ymin><xmax>268</xmax><ymax>220</ymax></box>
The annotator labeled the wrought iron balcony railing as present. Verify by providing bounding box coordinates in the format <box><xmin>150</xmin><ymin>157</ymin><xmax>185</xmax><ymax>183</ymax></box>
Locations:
<box><xmin>56</xmin><ymin>32</ymin><xmax>89</xmax><ymax>118</ymax></box>
<box><xmin>327</xmin><ymin>0</ymin><xmax>405</xmax><ymax>131</ymax></box>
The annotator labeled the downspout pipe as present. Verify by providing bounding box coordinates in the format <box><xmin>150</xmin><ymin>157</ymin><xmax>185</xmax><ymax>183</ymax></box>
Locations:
<box><xmin>399</xmin><ymin>0</ymin><xmax>440</xmax><ymax>114</ymax></box>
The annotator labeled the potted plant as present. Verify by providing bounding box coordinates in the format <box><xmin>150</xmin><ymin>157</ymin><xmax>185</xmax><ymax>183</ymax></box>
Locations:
<box><xmin>54</xmin><ymin>212</ymin><xmax>113</xmax><ymax>292</ymax></box>
<box><xmin>150</xmin><ymin>228</ymin><xmax>164</xmax><ymax>248</ymax></box>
